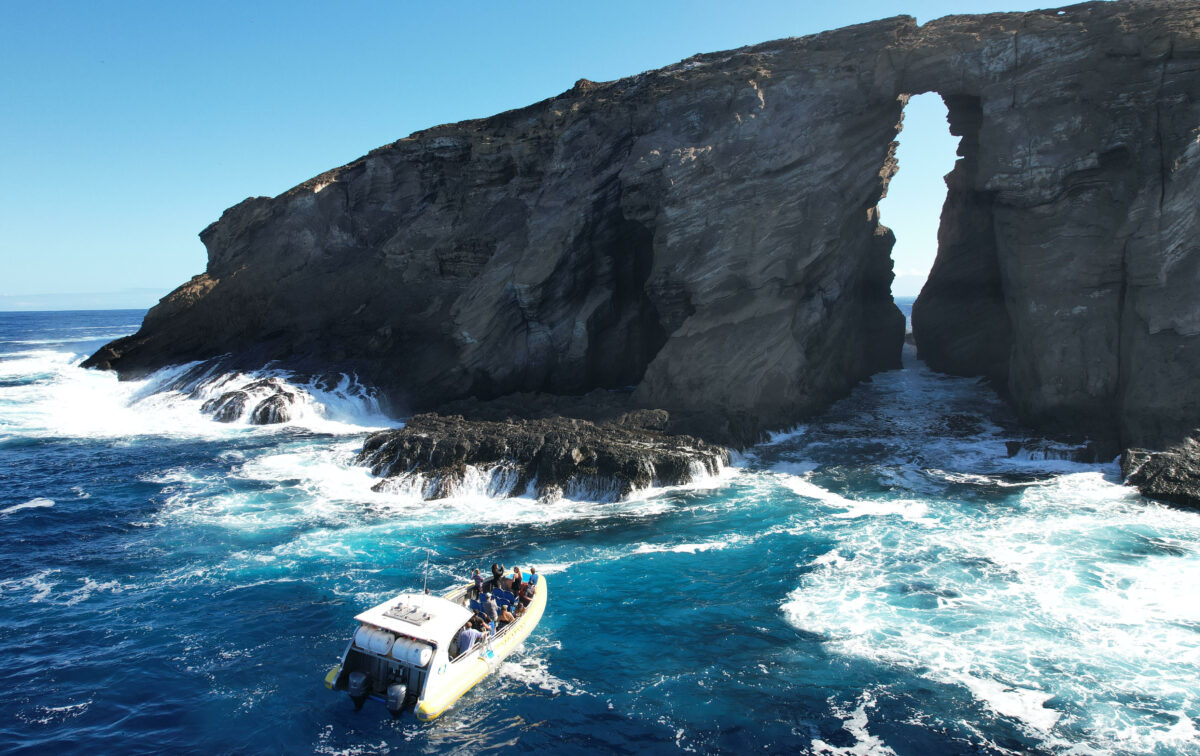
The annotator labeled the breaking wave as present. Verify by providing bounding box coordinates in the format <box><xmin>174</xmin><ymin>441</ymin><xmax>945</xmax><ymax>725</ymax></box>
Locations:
<box><xmin>0</xmin><ymin>348</ymin><xmax>392</xmax><ymax>440</ymax></box>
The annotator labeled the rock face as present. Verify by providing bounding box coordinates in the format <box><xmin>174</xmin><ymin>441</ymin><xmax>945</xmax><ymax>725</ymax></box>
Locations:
<box><xmin>87</xmin><ymin>2</ymin><xmax>1200</xmax><ymax>498</ymax></box>
<box><xmin>358</xmin><ymin>413</ymin><xmax>728</xmax><ymax>502</ymax></box>
<box><xmin>909</xmin><ymin>3</ymin><xmax>1200</xmax><ymax>459</ymax></box>
<box><xmin>87</xmin><ymin>13</ymin><xmax>918</xmax><ymax>438</ymax></box>
<box><xmin>1122</xmin><ymin>438</ymin><xmax>1200</xmax><ymax>509</ymax></box>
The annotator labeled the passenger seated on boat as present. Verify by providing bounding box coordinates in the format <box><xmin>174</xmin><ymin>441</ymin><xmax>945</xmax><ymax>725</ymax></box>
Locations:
<box><xmin>497</xmin><ymin>604</ymin><xmax>515</xmax><ymax>628</ymax></box>
<box><xmin>520</xmin><ymin>582</ymin><xmax>536</xmax><ymax>609</ymax></box>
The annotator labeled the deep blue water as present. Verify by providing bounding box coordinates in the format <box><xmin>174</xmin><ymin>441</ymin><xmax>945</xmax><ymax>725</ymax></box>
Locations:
<box><xmin>1</xmin><ymin>308</ymin><xmax>1198</xmax><ymax>755</ymax></box>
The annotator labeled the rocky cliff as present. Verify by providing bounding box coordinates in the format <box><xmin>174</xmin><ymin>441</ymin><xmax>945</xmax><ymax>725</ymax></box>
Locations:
<box><xmin>88</xmin><ymin>1</ymin><xmax>1200</xmax><ymax>502</ymax></box>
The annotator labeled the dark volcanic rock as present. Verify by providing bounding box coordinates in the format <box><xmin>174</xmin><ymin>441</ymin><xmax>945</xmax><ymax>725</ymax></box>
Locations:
<box><xmin>1122</xmin><ymin>438</ymin><xmax>1200</xmax><ymax>509</ymax></box>
<box><xmin>250</xmin><ymin>394</ymin><xmax>293</xmax><ymax>425</ymax></box>
<box><xmin>87</xmin><ymin>1</ymin><xmax>1200</xmax><ymax>468</ymax></box>
<box><xmin>357</xmin><ymin>413</ymin><xmax>729</xmax><ymax>502</ymax></box>
<box><xmin>200</xmin><ymin>391</ymin><xmax>249</xmax><ymax>423</ymax></box>
<box><xmin>434</xmin><ymin>390</ymin><xmax>766</xmax><ymax>448</ymax></box>
<box><xmin>199</xmin><ymin>377</ymin><xmax>296</xmax><ymax>425</ymax></box>
<box><xmin>1004</xmin><ymin>438</ymin><xmax>1104</xmax><ymax>464</ymax></box>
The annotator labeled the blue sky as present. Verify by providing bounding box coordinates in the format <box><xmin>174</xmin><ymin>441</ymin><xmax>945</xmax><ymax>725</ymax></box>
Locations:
<box><xmin>0</xmin><ymin>1</ymin><xmax>1053</xmax><ymax>310</ymax></box>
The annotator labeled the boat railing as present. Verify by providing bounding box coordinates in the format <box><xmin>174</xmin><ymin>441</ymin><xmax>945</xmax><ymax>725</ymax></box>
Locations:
<box><xmin>442</xmin><ymin>577</ymin><xmax>533</xmax><ymax>652</ymax></box>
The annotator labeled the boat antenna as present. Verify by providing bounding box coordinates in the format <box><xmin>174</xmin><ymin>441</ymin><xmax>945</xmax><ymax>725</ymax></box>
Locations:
<box><xmin>421</xmin><ymin>548</ymin><xmax>431</xmax><ymax>598</ymax></box>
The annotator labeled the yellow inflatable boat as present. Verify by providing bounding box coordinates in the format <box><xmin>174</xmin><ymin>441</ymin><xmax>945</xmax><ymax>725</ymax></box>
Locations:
<box><xmin>324</xmin><ymin>574</ymin><xmax>548</xmax><ymax>720</ymax></box>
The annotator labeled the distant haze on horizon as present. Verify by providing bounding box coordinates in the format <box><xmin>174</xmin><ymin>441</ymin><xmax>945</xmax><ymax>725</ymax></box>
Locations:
<box><xmin>1</xmin><ymin>0</ymin><xmax>1061</xmax><ymax>310</ymax></box>
<box><xmin>0</xmin><ymin>290</ymin><xmax>162</xmax><ymax>313</ymax></box>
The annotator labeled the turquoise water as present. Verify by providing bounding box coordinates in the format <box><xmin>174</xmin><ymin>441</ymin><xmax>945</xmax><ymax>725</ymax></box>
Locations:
<box><xmin>1</xmin><ymin>308</ymin><xmax>1198</xmax><ymax>754</ymax></box>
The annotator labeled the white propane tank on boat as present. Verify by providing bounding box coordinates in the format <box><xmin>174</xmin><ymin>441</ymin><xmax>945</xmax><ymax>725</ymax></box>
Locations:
<box><xmin>353</xmin><ymin>625</ymin><xmax>375</xmax><ymax>650</ymax></box>
<box><xmin>410</xmin><ymin>642</ymin><xmax>432</xmax><ymax>667</ymax></box>
<box><xmin>388</xmin><ymin>637</ymin><xmax>433</xmax><ymax>667</ymax></box>
<box><xmin>389</xmin><ymin>637</ymin><xmax>412</xmax><ymax>662</ymax></box>
<box><xmin>370</xmin><ymin>629</ymin><xmax>396</xmax><ymax>656</ymax></box>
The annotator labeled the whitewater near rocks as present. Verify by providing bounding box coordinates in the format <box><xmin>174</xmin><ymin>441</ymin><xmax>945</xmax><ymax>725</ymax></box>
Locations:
<box><xmin>3</xmin><ymin>309</ymin><xmax>1199</xmax><ymax>754</ymax></box>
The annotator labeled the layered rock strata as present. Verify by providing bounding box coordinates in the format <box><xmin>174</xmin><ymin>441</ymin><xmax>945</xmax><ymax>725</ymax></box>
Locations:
<box><xmin>357</xmin><ymin>413</ymin><xmax>728</xmax><ymax>502</ymax></box>
<box><xmin>909</xmin><ymin>3</ymin><xmax>1200</xmax><ymax>460</ymax></box>
<box><xmin>86</xmin><ymin>1</ymin><xmax>1200</xmax><ymax>504</ymax></box>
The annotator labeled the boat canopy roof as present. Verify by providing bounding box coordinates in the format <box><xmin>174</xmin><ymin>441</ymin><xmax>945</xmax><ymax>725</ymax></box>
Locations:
<box><xmin>354</xmin><ymin>592</ymin><xmax>472</xmax><ymax>645</ymax></box>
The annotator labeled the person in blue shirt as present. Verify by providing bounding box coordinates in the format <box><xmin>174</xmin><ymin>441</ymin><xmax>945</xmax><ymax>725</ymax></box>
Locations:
<box><xmin>456</xmin><ymin>622</ymin><xmax>483</xmax><ymax>658</ymax></box>
<box><xmin>528</xmin><ymin>566</ymin><xmax>539</xmax><ymax>587</ymax></box>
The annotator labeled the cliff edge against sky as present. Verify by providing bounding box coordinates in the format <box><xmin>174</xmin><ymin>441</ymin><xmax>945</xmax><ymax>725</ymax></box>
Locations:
<box><xmin>88</xmin><ymin>1</ymin><xmax>1200</xmax><ymax>499</ymax></box>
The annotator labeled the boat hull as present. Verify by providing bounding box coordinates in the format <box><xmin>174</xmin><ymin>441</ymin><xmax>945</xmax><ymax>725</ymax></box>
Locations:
<box><xmin>415</xmin><ymin>576</ymin><xmax>548</xmax><ymax>721</ymax></box>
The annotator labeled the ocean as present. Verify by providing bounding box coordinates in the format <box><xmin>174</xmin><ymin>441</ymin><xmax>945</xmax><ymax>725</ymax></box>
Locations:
<box><xmin>1</xmin><ymin>306</ymin><xmax>1197</xmax><ymax>755</ymax></box>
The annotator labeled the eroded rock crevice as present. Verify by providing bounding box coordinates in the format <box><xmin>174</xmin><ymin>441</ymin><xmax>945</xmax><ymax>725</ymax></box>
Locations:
<box><xmin>911</xmin><ymin>94</ymin><xmax>1011</xmax><ymax>393</ymax></box>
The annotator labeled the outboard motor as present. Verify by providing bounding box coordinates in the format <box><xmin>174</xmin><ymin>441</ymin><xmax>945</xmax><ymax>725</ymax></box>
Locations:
<box><xmin>348</xmin><ymin>671</ymin><xmax>370</xmax><ymax>710</ymax></box>
<box><xmin>386</xmin><ymin>682</ymin><xmax>408</xmax><ymax>718</ymax></box>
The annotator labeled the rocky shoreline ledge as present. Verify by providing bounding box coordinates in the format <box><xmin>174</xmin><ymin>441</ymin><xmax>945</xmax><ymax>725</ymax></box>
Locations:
<box><xmin>357</xmin><ymin>411</ymin><xmax>729</xmax><ymax>502</ymax></box>
<box><xmin>1121</xmin><ymin>438</ymin><xmax>1200</xmax><ymax>511</ymax></box>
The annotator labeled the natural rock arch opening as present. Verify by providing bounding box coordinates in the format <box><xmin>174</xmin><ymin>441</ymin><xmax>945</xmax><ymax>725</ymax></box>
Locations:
<box><xmin>909</xmin><ymin>93</ymin><xmax>1013</xmax><ymax>394</ymax></box>
<box><xmin>876</xmin><ymin>91</ymin><xmax>1014</xmax><ymax>392</ymax></box>
<box><xmin>878</xmin><ymin>93</ymin><xmax>958</xmax><ymax>316</ymax></box>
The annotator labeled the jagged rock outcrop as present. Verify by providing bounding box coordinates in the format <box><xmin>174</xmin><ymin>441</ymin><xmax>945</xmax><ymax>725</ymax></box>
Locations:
<box><xmin>1121</xmin><ymin>438</ymin><xmax>1200</xmax><ymax>509</ymax></box>
<box><xmin>199</xmin><ymin>377</ymin><xmax>296</xmax><ymax>424</ymax></box>
<box><xmin>357</xmin><ymin>413</ymin><xmax>728</xmax><ymax>502</ymax></box>
<box><xmin>87</xmin><ymin>2</ymin><xmax>1200</xmax><ymax>503</ymax></box>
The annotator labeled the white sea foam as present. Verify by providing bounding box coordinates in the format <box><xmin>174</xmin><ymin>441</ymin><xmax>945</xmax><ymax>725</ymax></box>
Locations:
<box><xmin>632</xmin><ymin>541</ymin><xmax>729</xmax><ymax>555</ymax></box>
<box><xmin>811</xmin><ymin>692</ymin><xmax>898</xmax><ymax>756</ymax></box>
<box><xmin>529</xmin><ymin>562</ymin><xmax>574</xmax><ymax>575</ymax></box>
<box><xmin>770</xmin><ymin>460</ymin><xmax>819</xmax><ymax>476</ymax></box>
<box><xmin>0</xmin><ymin>497</ymin><xmax>55</xmax><ymax>515</ymax></box>
<box><xmin>0</xmin><ymin>349</ymin><xmax>392</xmax><ymax>440</ymax></box>
<box><xmin>782</xmin><ymin>471</ymin><xmax>1200</xmax><ymax>753</ymax></box>
<box><xmin>63</xmin><ymin>577</ymin><xmax>125</xmax><ymax>606</ymax></box>
<box><xmin>0</xmin><ymin>570</ymin><xmax>58</xmax><ymax>602</ymax></box>
<box><xmin>22</xmin><ymin>698</ymin><xmax>93</xmax><ymax>726</ymax></box>
<box><xmin>774</xmin><ymin>473</ymin><xmax>857</xmax><ymax>506</ymax></box>
<box><xmin>368</xmin><ymin>449</ymin><xmax>731</xmax><ymax>509</ymax></box>
<box><xmin>498</xmin><ymin>655</ymin><xmax>585</xmax><ymax>696</ymax></box>
<box><xmin>772</xmin><ymin>472</ymin><xmax>931</xmax><ymax>522</ymax></box>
